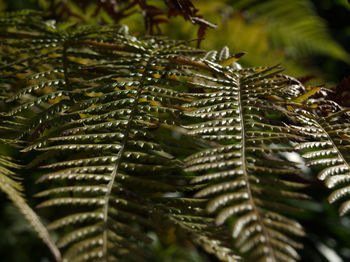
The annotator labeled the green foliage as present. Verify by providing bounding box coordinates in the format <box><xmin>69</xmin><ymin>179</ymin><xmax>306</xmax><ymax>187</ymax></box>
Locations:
<box><xmin>164</xmin><ymin>0</ymin><xmax>350</xmax><ymax>81</ymax></box>
<box><xmin>1</xmin><ymin>9</ymin><xmax>350</xmax><ymax>262</ymax></box>
<box><xmin>229</xmin><ymin>0</ymin><xmax>350</xmax><ymax>62</ymax></box>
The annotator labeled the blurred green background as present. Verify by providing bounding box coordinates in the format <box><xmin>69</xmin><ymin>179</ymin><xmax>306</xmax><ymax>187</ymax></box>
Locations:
<box><xmin>0</xmin><ymin>1</ymin><xmax>350</xmax><ymax>261</ymax></box>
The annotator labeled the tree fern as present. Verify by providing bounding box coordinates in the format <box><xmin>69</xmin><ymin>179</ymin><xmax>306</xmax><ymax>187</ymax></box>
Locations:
<box><xmin>1</xmin><ymin>9</ymin><xmax>350</xmax><ymax>262</ymax></box>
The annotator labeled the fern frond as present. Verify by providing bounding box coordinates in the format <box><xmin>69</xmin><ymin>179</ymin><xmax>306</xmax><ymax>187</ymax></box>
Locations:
<box><xmin>295</xmin><ymin>109</ymin><xmax>350</xmax><ymax>215</ymax></box>
<box><xmin>183</xmin><ymin>49</ymin><xmax>308</xmax><ymax>261</ymax></box>
<box><xmin>0</xmin><ymin>154</ymin><xmax>61</xmax><ymax>262</ymax></box>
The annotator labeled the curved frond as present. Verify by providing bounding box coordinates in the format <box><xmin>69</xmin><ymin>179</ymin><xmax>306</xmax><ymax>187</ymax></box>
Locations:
<box><xmin>0</xmin><ymin>154</ymin><xmax>61</xmax><ymax>262</ymax></box>
<box><xmin>295</xmin><ymin>109</ymin><xmax>350</xmax><ymax>215</ymax></box>
<box><xmin>183</xmin><ymin>48</ymin><xmax>308</xmax><ymax>262</ymax></box>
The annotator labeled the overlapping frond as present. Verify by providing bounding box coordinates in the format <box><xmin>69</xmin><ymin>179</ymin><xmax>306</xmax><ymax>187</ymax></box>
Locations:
<box><xmin>182</xmin><ymin>47</ymin><xmax>308</xmax><ymax>262</ymax></box>
<box><xmin>0</xmin><ymin>152</ymin><xmax>62</xmax><ymax>261</ymax></box>
<box><xmin>295</xmin><ymin>109</ymin><xmax>350</xmax><ymax>215</ymax></box>
<box><xmin>0</xmin><ymin>11</ymin><xmax>241</xmax><ymax>262</ymax></box>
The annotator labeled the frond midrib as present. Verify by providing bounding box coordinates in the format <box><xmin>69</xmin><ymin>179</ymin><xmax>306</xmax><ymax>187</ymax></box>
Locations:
<box><xmin>101</xmin><ymin>53</ymin><xmax>153</xmax><ymax>260</ymax></box>
<box><xmin>237</xmin><ymin>71</ymin><xmax>278</xmax><ymax>262</ymax></box>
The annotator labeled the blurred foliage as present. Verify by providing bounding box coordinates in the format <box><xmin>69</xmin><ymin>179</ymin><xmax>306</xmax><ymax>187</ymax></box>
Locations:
<box><xmin>163</xmin><ymin>0</ymin><xmax>350</xmax><ymax>83</ymax></box>
<box><xmin>310</xmin><ymin>0</ymin><xmax>350</xmax><ymax>82</ymax></box>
